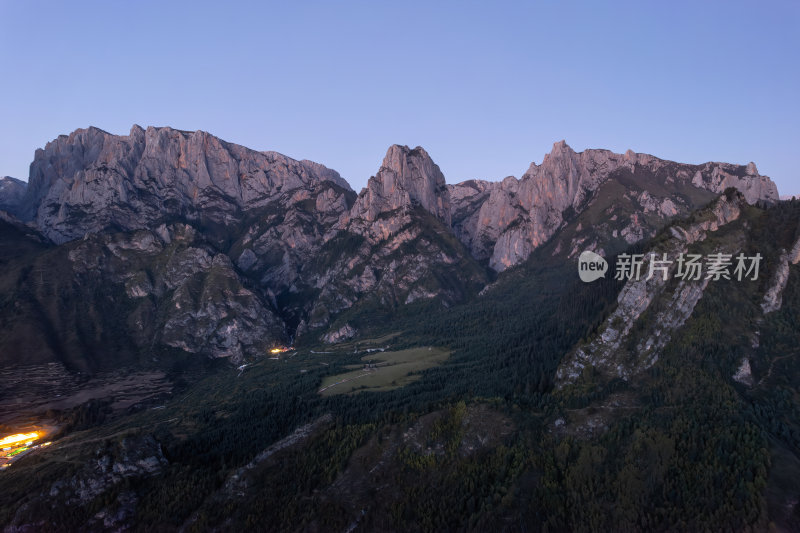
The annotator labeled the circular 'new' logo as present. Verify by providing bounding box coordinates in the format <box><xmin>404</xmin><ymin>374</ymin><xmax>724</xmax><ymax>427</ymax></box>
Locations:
<box><xmin>578</xmin><ymin>250</ymin><xmax>608</xmax><ymax>282</ymax></box>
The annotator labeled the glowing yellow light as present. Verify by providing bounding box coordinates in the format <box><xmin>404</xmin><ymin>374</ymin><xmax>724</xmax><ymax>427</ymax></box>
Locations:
<box><xmin>270</xmin><ymin>348</ymin><xmax>282</xmax><ymax>354</ymax></box>
<box><xmin>0</xmin><ymin>432</ymin><xmax>40</xmax><ymax>447</ymax></box>
<box><xmin>43</xmin><ymin>442</ymin><xmax>52</xmax><ymax>446</ymax></box>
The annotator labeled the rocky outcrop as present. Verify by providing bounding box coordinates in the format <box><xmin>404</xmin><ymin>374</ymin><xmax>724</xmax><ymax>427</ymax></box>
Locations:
<box><xmin>691</xmin><ymin>160</ymin><xmax>778</xmax><ymax>204</ymax></box>
<box><xmin>233</xmin><ymin>144</ymin><xmax>485</xmax><ymax>336</ymax></box>
<box><xmin>449</xmin><ymin>141</ymin><xmax>779</xmax><ymax>271</ymax></box>
<box><xmin>761</xmin><ymin>234</ymin><xmax>800</xmax><ymax>314</ymax></box>
<box><xmin>555</xmin><ymin>192</ymin><xmax>747</xmax><ymax>387</ymax></box>
<box><xmin>3</xmin><ymin>435</ymin><xmax>167</xmax><ymax>531</ymax></box>
<box><xmin>348</xmin><ymin>145</ymin><xmax>450</xmax><ymax>226</ymax></box>
<box><xmin>66</xmin><ymin>223</ymin><xmax>286</xmax><ymax>362</ymax></box>
<box><xmin>2</xmin><ymin>126</ymin><xmax>782</xmax><ymax>360</ymax></box>
<box><xmin>20</xmin><ymin>125</ymin><xmax>351</xmax><ymax>244</ymax></box>
<box><xmin>450</xmin><ymin>177</ymin><xmax>525</xmax><ymax>263</ymax></box>
<box><xmin>321</xmin><ymin>323</ymin><xmax>357</xmax><ymax>344</ymax></box>
<box><xmin>226</xmin><ymin>179</ymin><xmax>355</xmax><ymax>311</ymax></box>
<box><xmin>159</xmin><ymin>253</ymin><xmax>284</xmax><ymax>361</ymax></box>
<box><xmin>47</xmin><ymin>435</ymin><xmax>167</xmax><ymax>506</ymax></box>
<box><xmin>306</xmin><ymin>145</ymin><xmax>486</xmax><ymax>331</ymax></box>
<box><xmin>2</xmin><ymin>127</ymin><xmax>487</xmax><ymax>356</ymax></box>
<box><xmin>733</xmin><ymin>358</ymin><xmax>754</xmax><ymax>386</ymax></box>
<box><xmin>761</xmin><ymin>253</ymin><xmax>791</xmax><ymax>314</ymax></box>
<box><xmin>0</xmin><ymin>176</ymin><xmax>26</xmax><ymax>214</ymax></box>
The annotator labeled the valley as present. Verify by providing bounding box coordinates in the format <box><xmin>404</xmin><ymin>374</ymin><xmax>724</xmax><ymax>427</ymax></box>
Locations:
<box><xmin>0</xmin><ymin>125</ymin><xmax>797</xmax><ymax>531</ymax></box>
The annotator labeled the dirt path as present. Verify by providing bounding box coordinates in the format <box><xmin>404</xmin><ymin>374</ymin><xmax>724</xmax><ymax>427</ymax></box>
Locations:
<box><xmin>318</xmin><ymin>371</ymin><xmax>373</xmax><ymax>393</ymax></box>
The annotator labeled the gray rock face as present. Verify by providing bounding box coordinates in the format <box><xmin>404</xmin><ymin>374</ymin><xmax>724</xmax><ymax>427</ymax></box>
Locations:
<box><xmin>20</xmin><ymin>125</ymin><xmax>351</xmax><ymax>243</ymax></box>
<box><xmin>449</xmin><ymin>141</ymin><xmax>779</xmax><ymax>271</ymax></box>
<box><xmin>691</xmin><ymin>160</ymin><xmax>778</xmax><ymax>204</ymax></box>
<box><xmin>733</xmin><ymin>358</ymin><xmax>754</xmax><ymax>386</ymax></box>
<box><xmin>301</xmin><ymin>145</ymin><xmax>486</xmax><ymax>330</ymax></box>
<box><xmin>450</xmin><ymin>177</ymin><xmax>524</xmax><ymax>263</ymax></box>
<box><xmin>4</xmin><ymin>127</ymin><xmax>486</xmax><ymax>352</ymax></box>
<box><xmin>0</xmin><ymin>176</ymin><xmax>26</xmax><ymax>214</ymax></box>
<box><xmin>226</xmin><ymin>178</ymin><xmax>355</xmax><ymax>316</ymax></box>
<box><xmin>349</xmin><ymin>145</ymin><xmax>451</xmax><ymax>226</ymax></box>
<box><xmin>67</xmin><ymin>223</ymin><xmax>285</xmax><ymax>362</ymax></box>
<box><xmin>555</xmin><ymin>192</ymin><xmax>747</xmax><ymax>387</ymax></box>
<box><xmin>4</xmin><ymin>126</ymin><xmax>782</xmax><ymax>354</ymax></box>
<box><xmin>159</xmin><ymin>253</ymin><xmax>284</xmax><ymax>361</ymax></box>
<box><xmin>761</xmin><ymin>233</ymin><xmax>800</xmax><ymax>314</ymax></box>
<box><xmin>3</xmin><ymin>435</ymin><xmax>167</xmax><ymax>531</ymax></box>
<box><xmin>275</xmin><ymin>144</ymin><xmax>487</xmax><ymax>336</ymax></box>
<box><xmin>761</xmin><ymin>252</ymin><xmax>791</xmax><ymax>314</ymax></box>
<box><xmin>321</xmin><ymin>323</ymin><xmax>357</xmax><ymax>344</ymax></box>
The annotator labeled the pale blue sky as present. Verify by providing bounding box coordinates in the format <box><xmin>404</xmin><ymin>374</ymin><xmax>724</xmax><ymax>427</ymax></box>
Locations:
<box><xmin>1</xmin><ymin>0</ymin><xmax>798</xmax><ymax>194</ymax></box>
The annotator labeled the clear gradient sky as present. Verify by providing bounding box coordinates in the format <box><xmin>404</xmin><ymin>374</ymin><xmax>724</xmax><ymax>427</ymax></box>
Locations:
<box><xmin>1</xmin><ymin>0</ymin><xmax>798</xmax><ymax>194</ymax></box>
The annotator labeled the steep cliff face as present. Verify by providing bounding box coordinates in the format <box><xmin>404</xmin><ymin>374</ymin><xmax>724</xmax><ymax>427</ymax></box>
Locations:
<box><xmin>760</xmin><ymin>232</ymin><xmax>800</xmax><ymax>314</ymax></box>
<box><xmin>17</xmin><ymin>127</ymin><xmax>780</xmax><ymax>283</ymax></box>
<box><xmin>450</xmin><ymin>177</ymin><xmax>524</xmax><ymax>263</ymax></box>
<box><xmin>221</xmin><ymin>144</ymin><xmax>485</xmax><ymax>336</ymax></box>
<box><xmin>84</xmin><ymin>224</ymin><xmax>287</xmax><ymax>361</ymax></box>
<box><xmin>348</xmin><ymin>145</ymin><xmax>451</xmax><ymax>226</ymax></box>
<box><xmin>21</xmin><ymin>125</ymin><xmax>352</xmax><ymax>244</ymax></box>
<box><xmin>0</xmin><ymin>219</ymin><xmax>285</xmax><ymax>370</ymax></box>
<box><xmin>3</xmin><ymin>126</ymin><xmax>783</xmax><ymax>357</ymax></box>
<box><xmin>2</xmin><ymin>127</ymin><xmax>489</xmax><ymax>354</ymax></box>
<box><xmin>12</xmin><ymin>126</ymin><xmax>364</xmax><ymax>342</ymax></box>
<box><xmin>300</xmin><ymin>145</ymin><xmax>486</xmax><ymax>334</ymax></box>
<box><xmin>450</xmin><ymin>142</ymin><xmax>779</xmax><ymax>271</ymax></box>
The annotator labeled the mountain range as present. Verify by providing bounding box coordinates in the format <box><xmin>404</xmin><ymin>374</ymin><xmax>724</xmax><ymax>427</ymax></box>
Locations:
<box><xmin>3</xmin><ymin>126</ymin><xmax>800</xmax><ymax>532</ymax></box>
<box><xmin>0</xmin><ymin>126</ymin><xmax>779</xmax><ymax>365</ymax></box>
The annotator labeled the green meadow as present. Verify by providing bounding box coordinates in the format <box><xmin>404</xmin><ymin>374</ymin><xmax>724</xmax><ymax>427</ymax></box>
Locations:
<box><xmin>318</xmin><ymin>347</ymin><xmax>450</xmax><ymax>396</ymax></box>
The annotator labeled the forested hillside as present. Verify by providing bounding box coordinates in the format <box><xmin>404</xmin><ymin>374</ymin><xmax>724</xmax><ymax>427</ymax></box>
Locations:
<box><xmin>2</xmin><ymin>199</ymin><xmax>799</xmax><ymax>531</ymax></box>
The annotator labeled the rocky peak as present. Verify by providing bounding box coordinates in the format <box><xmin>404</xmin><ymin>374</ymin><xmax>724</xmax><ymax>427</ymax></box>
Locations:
<box><xmin>690</xmin><ymin>161</ymin><xmax>778</xmax><ymax>205</ymax></box>
<box><xmin>350</xmin><ymin>144</ymin><xmax>451</xmax><ymax>226</ymax></box>
<box><xmin>130</xmin><ymin>123</ymin><xmax>146</xmax><ymax>137</ymax></box>
<box><xmin>449</xmin><ymin>141</ymin><xmax>780</xmax><ymax>271</ymax></box>
<box><xmin>19</xmin><ymin>125</ymin><xmax>351</xmax><ymax>243</ymax></box>
<box><xmin>305</xmin><ymin>145</ymin><xmax>486</xmax><ymax>333</ymax></box>
<box><xmin>543</xmin><ymin>139</ymin><xmax>576</xmax><ymax>164</ymax></box>
<box><xmin>519</xmin><ymin>141</ymin><xmax>618</xmax><ymax>214</ymax></box>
